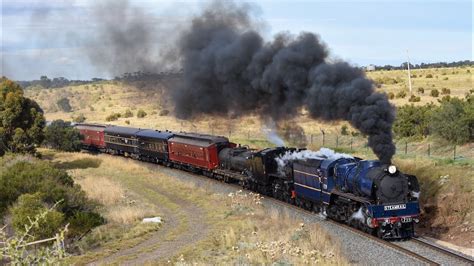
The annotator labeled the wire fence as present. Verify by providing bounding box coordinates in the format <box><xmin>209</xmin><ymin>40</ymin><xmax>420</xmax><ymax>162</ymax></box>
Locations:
<box><xmin>169</xmin><ymin>121</ymin><xmax>472</xmax><ymax>162</ymax></box>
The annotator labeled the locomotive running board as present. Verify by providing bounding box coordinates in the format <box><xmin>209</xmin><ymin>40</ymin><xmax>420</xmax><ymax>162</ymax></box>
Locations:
<box><xmin>330</xmin><ymin>190</ymin><xmax>372</xmax><ymax>205</ymax></box>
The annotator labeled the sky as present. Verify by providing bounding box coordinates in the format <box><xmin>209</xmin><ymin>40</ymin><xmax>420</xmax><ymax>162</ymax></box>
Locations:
<box><xmin>1</xmin><ymin>0</ymin><xmax>472</xmax><ymax>80</ymax></box>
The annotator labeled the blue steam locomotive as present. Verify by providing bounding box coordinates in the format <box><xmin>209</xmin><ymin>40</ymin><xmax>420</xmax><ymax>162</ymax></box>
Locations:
<box><xmin>219</xmin><ymin>147</ymin><xmax>421</xmax><ymax>239</ymax></box>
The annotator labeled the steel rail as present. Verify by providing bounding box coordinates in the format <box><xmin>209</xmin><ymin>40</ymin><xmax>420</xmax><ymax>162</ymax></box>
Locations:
<box><xmin>410</xmin><ymin>238</ymin><xmax>474</xmax><ymax>265</ymax></box>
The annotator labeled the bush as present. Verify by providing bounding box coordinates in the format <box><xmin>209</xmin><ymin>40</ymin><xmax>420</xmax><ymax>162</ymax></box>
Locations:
<box><xmin>159</xmin><ymin>109</ymin><xmax>170</xmax><ymax>116</ymax></box>
<box><xmin>44</xmin><ymin>120</ymin><xmax>82</xmax><ymax>152</ymax></box>
<box><xmin>387</xmin><ymin>92</ymin><xmax>395</xmax><ymax>99</ymax></box>
<box><xmin>89</xmin><ymin>105</ymin><xmax>95</xmax><ymax>111</ymax></box>
<box><xmin>417</xmin><ymin>87</ymin><xmax>424</xmax><ymax>94</ymax></box>
<box><xmin>56</xmin><ymin>98</ymin><xmax>72</xmax><ymax>112</ymax></box>
<box><xmin>125</xmin><ymin>120</ymin><xmax>130</xmax><ymax>125</ymax></box>
<box><xmin>137</xmin><ymin>109</ymin><xmax>147</xmax><ymax>118</ymax></box>
<box><xmin>0</xmin><ymin>159</ymin><xmax>103</xmax><ymax>237</ymax></box>
<box><xmin>425</xmin><ymin>74</ymin><xmax>433</xmax><ymax>78</ymax></box>
<box><xmin>430</xmin><ymin>89</ymin><xmax>439</xmax><ymax>97</ymax></box>
<box><xmin>443</xmin><ymin>77</ymin><xmax>449</xmax><ymax>80</ymax></box>
<box><xmin>123</xmin><ymin>109</ymin><xmax>133</xmax><ymax>118</ymax></box>
<box><xmin>10</xmin><ymin>193</ymin><xmax>64</xmax><ymax>240</ymax></box>
<box><xmin>430</xmin><ymin>97</ymin><xmax>473</xmax><ymax>144</ymax></box>
<box><xmin>408</xmin><ymin>95</ymin><xmax>421</xmax><ymax>102</ymax></box>
<box><xmin>67</xmin><ymin>211</ymin><xmax>105</xmax><ymax>237</ymax></box>
<box><xmin>340</xmin><ymin>125</ymin><xmax>349</xmax><ymax>136</ymax></box>
<box><xmin>106</xmin><ymin>112</ymin><xmax>121</xmax><ymax>121</ymax></box>
<box><xmin>441</xmin><ymin>88</ymin><xmax>451</xmax><ymax>95</ymax></box>
<box><xmin>396</xmin><ymin>90</ymin><xmax>407</xmax><ymax>99</ymax></box>
<box><xmin>394</xmin><ymin>104</ymin><xmax>433</xmax><ymax>138</ymax></box>
<box><xmin>73</xmin><ymin>114</ymin><xmax>87</xmax><ymax>123</ymax></box>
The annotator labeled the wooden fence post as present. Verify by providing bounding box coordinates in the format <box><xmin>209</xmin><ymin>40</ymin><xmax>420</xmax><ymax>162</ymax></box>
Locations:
<box><xmin>453</xmin><ymin>145</ymin><xmax>456</xmax><ymax>160</ymax></box>
<box><xmin>350</xmin><ymin>138</ymin><xmax>353</xmax><ymax>151</ymax></box>
<box><xmin>405</xmin><ymin>142</ymin><xmax>408</xmax><ymax>154</ymax></box>
<box><xmin>427</xmin><ymin>143</ymin><xmax>430</xmax><ymax>157</ymax></box>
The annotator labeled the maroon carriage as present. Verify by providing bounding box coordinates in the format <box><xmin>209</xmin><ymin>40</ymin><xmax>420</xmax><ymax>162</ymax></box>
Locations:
<box><xmin>168</xmin><ymin>132</ymin><xmax>235</xmax><ymax>171</ymax></box>
<box><xmin>75</xmin><ymin>123</ymin><xmax>106</xmax><ymax>150</ymax></box>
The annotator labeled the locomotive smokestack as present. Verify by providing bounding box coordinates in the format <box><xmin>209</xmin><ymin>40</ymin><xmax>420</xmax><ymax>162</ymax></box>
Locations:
<box><xmin>173</xmin><ymin>1</ymin><xmax>396</xmax><ymax>163</ymax></box>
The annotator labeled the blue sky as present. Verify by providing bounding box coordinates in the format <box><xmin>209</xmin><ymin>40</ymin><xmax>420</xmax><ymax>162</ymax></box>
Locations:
<box><xmin>1</xmin><ymin>0</ymin><xmax>472</xmax><ymax>80</ymax></box>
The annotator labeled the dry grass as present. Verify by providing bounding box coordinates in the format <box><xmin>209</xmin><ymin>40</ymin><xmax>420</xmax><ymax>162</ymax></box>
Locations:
<box><xmin>394</xmin><ymin>157</ymin><xmax>474</xmax><ymax>246</ymax></box>
<box><xmin>76</xmin><ymin>176</ymin><xmax>125</xmax><ymax>205</ymax></box>
<box><xmin>107</xmin><ymin>206</ymin><xmax>148</xmax><ymax>225</ymax></box>
<box><xmin>47</xmin><ymin>150</ymin><xmax>347</xmax><ymax>264</ymax></box>
<box><xmin>177</xmin><ymin>190</ymin><xmax>346</xmax><ymax>265</ymax></box>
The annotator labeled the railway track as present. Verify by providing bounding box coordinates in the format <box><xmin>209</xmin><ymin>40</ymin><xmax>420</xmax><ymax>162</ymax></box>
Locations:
<box><xmin>261</xmin><ymin>196</ymin><xmax>438</xmax><ymax>265</ymax></box>
<box><xmin>411</xmin><ymin>237</ymin><xmax>474</xmax><ymax>264</ymax></box>
<box><xmin>100</xmin><ymin>154</ymin><xmax>473</xmax><ymax>265</ymax></box>
<box><xmin>214</xmin><ymin>178</ymin><xmax>473</xmax><ymax>265</ymax></box>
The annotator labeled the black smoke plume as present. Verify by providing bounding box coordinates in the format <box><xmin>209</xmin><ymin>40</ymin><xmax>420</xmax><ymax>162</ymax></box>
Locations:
<box><xmin>85</xmin><ymin>0</ymin><xmax>179</xmax><ymax>76</ymax></box>
<box><xmin>174</xmin><ymin>2</ymin><xmax>396</xmax><ymax>162</ymax></box>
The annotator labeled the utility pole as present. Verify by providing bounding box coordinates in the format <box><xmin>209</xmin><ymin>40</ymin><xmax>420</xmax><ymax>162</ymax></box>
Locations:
<box><xmin>406</xmin><ymin>49</ymin><xmax>412</xmax><ymax>94</ymax></box>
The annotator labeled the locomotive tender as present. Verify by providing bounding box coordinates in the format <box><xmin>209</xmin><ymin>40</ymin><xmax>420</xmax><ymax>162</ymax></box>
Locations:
<box><xmin>76</xmin><ymin>123</ymin><xmax>420</xmax><ymax>239</ymax></box>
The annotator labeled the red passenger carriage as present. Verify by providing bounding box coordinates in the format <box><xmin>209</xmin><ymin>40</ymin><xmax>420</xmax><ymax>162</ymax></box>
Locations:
<box><xmin>168</xmin><ymin>132</ymin><xmax>235</xmax><ymax>171</ymax></box>
<box><xmin>75</xmin><ymin>123</ymin><xmax>106</xmax><ymax>150</ymax></box>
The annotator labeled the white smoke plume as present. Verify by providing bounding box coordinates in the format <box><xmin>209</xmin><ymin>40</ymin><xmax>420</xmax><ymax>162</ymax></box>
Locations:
<box><xmin>275</xmin><ymin>147</ymin><xmax>353</xmax><ymax>172</ymax></box>
<box><xmin>263</xmin><ymin>120</ymin><xmax>285</xmax><ymax>146</ymax></box>
<box><xmin>350</xmin><ymin>207</ymin><xmax>365</xmax><ymax>222</ymax></box>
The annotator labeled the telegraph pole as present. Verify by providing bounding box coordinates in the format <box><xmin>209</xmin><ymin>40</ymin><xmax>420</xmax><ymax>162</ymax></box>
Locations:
<box><xmin>406</xmin><ymin>49</ymin><xmax>412</xmax><ymax>94</ymax></box>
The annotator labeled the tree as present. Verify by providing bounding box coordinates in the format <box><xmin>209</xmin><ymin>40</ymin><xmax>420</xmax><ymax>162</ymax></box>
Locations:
<box><xmin>44</xmin><ymin>120</ymin><xmax>82</xmax><ymax>152</ymax></box>
<box><xmin>39</xmin><ymin>76</ymin><xmax>51</xmax><ymax>88</ymax></box>
<box><xmin>0</xmin><ymin>77</ymin><xmax>45</xmax><ymax>156</ymax></box>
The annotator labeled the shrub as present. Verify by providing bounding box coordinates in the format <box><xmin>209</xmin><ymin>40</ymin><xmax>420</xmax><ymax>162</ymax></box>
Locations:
<box><xmin>89</xmin><ymin>105</ymin><xmax>95</xmax><ymax>111</ymax></box>
<box><xmin>467</xmin><ymin>69</ymin><xmax>471</xmax><ymax>73</ymax></box>
<box><xmin>408</xmin><ymin>95</ymin><xmax>421</xmax><ymax>102</ymax></box>
<box><xmin>44</xmin><ymin>120</ymin><xmax>82</xmax><ymax>151</ymax></box>
<box><xmin>125</xmin><ymin>120</ymin><xmax>130</xmax><ymax>125</ymax></box>
<box><xmin>67</xmin><ymin>211</ymin><xmax>105</xmax><ymax>237</ymax></box>
<box><xmin>430</xmin><ymin>89</ymin><xmax>439</xmax><ymax>97</ymax></box>
<box><xmin>123</xmin><ymin>109</ymin><xmax>133</xmax><ymax>118</ymax></box>
<box><xmin>396</xmin><ymin>90</ymin><xmax>407</xmax><ymax>99</ymax></box>
<box><xmin>106</xmin><ymin>112</ymin><xmax>121</xmax><ymax>121</ymax></box>
<box><xmin>443</xmin><ymin>77</ymin><xmax>449</xmax><ymax>80</ymax></box>
<box><xmin>1</xmin><ymin>206</ymin><xmax>68</xmax><ymax>264</ymax></box>
<box><xmin>430</xmin><ymin>97</ymin><xmax>473</xmax><ymax>144</ymax></box>
<box><xmin>56</xmin><ymin>98</ymin><xmax>72</xmax><ymax>112</ymax></box>
<box><xmin>0</xmin><ymin>159</ymin><xmax>103</xmax><ymax>237</ymax></box>
<box><xmin>73</xmin><ymin>114</ymin><xmax>87</xmax><ymax>123</ymax></box>
<box><xmin>340</xmin><ymin>125</ymin><xmax>349</xmax><ymax>136</ymax></box>
<box><xmin>394</xmin><ymin>104</ymin><xmax>433</xmax><ymax>138</ymax></box>
<box><xmin>441</xmin><ymin>88</ymin><xmax>451</xmax><ymax>95</ymax></box>
<box><xmin>137</xmin><ymin>109</ymin><xmax>147</xmax><ymax>118</ymax></box>
<box><xmin>10</xmin><ymin>193</ymin><xmax>64</xmax><ymax>240</ymax></box>
<box><xmin>159</xmin><ymin>109</ymin><xmax>170</xmax><ymax>116</ymax></box>
<box><xmin>417</xmin><ymin>87</ymin><xmax>424</xmax><ymax>94</ymax></box>
<box><xmin>425</xmin><ymin>74</ymin><xmax>433</xmax><ymax>78</ymax></box>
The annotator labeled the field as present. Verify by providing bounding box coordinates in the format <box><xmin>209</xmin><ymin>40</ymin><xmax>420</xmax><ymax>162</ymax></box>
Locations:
<box><xmin>24</xmin><ymin>66</ymin><xmax>473</xmax><ymax>247</ymax></box>
<box><xmin>43</xmin><ymin>150</ymin><xmax>345</xmax><ymax>264</ymax></box>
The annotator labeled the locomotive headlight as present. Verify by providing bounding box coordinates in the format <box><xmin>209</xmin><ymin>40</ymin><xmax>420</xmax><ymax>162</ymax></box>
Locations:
<box><xmin>388</xmin><ymin>165</ymin><xmax>397</xmax><ymax>174</ymax></box>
